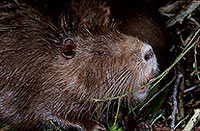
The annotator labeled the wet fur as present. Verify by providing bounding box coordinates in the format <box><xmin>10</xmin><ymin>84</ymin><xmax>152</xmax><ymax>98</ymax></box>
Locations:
<box><xmin>0</xmin><ymin>0</ymin><xmax>158</xmax><ymax>130</ymax></box>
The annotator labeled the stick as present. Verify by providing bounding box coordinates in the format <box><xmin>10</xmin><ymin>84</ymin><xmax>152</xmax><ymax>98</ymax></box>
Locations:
<box><xmin>183</xmin><ymin>109</ymin><xmax>200</xmax><ymax>131</ymax></box>
<box><xmin>170</xmin><ymin>71</ymin><xmax>183</xmax><ymax>130</ymax></box>
<box><xmin>166</xmin><ymin>1</ymin><xmax>200</xmax><ymax>27</ymax></box>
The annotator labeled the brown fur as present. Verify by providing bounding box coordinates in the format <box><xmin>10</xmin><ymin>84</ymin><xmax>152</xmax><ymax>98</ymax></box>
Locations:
<box><xmin>0</xmin><ymin>0</ymin><xmax>158</xmax><ymax>130</ymax></box>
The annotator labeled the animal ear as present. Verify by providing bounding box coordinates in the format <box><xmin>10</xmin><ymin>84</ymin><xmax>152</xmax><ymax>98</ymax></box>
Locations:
<box><xmin>62</xmin><ymin>38</ymin><xmax>77</xmax><ymax>59</ymax></box>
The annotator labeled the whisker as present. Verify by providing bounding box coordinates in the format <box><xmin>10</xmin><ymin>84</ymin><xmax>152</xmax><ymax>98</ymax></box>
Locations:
<box><xmin>104</xmin><ymin>67</ymin><xmax>129</xmax><ymax>97</ymax></box>
<box><xmin>111</xmin><ymin>71</ymin><xmax>132</xmax><ymax>97</ymax></box>
<box><xmin>118</xmin><ymin>73</ymin><xmax>132</xmax><ymax>96</ymax></box>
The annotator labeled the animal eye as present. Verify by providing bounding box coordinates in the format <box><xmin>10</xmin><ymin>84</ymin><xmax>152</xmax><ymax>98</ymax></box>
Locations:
<box><xmin>96</xmin><ymin>50</ymin><xmax>106</xmax><ymax>56</ymax></box>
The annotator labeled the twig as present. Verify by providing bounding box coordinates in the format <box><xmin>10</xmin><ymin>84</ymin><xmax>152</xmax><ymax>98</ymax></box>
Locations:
<box><xmin>170</xmin><ymin>71</ymin><xmax>183</xmax><ymax>130</ymax></box>
<box><xmin>183</xmin><ymin>28</ymin><xmax>200</xmax><ymax>51</ymax></box>
<box><xmin>177</xmin><ymin>65</ymin><xmax>184</xmax><ymax>123</ymax></box>
<box><xmin>111</xmin><ymin>98</ymin><xmax>121</xmax><ymax>131</ymax></box>
<box><xmin>184</xmin><ymin>31</ymin><xmax>196</xmax><ymax>47</ymax></box>
<box><xmin>173</xmin><ymin>115</ymin><xmax>189</xmax><ymax>130</ymax></box>
<box><xmin>150</xmin><ymin>114</ymin><xmax>163</xmax><ymax>126</ymax></box>
<box><xmin>49</xmin><ymin>120</ymin><xmax>63</xmax><ymax>131</ymax></box>
<box><xmin>194</xmin><ymin>45</ymin><xmax>200</xmax><ymax>81</ymax></box>
<box><xmin>166</xmin><ymin>1</ymin><xmax>200</xmax><ymax>27</ymax></box>
<box><xmin>188</xmin><ymin>17</ymin><xmax>200</xmax><ymax>27</ymax></box>
<box><xmin>158</xmin><ymin>1</ymin><xmax>185</xmax><ymax>17</ymax></box>
<box><xmin>13</xmin><ymin>0</ymin><xmax>20</xmax><ymax>5</ymax></box>
<box><xmin>184</xmin><ymin>84</ymin><xmax>200</xmax><ymax>93</ymax></box>
<box><xmin>184</xmin><ymin>17</ymin><xmax>200</xmax><ymax>46</ymax></box>
<box><xmin>183</xmin><ymin>109</ymin><xmax>200</xmax><ymax>131</ymax></box>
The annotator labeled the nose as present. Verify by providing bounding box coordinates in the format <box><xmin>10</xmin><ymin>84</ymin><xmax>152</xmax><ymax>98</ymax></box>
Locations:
<box><xmin>143</xmin><ymin>44</ymin><xmax>154</xmax><ymax>61</ymax></box>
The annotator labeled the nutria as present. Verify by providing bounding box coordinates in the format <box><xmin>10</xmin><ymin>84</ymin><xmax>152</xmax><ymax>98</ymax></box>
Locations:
<box><xmin>0</xmin><ymin>0</ymin><xmax>158</xmax><ymax>130</ymax></box>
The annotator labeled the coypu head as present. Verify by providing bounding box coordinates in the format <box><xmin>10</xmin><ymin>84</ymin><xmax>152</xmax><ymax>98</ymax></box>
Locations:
<box><xmin>61</xmin><ymin>33</ymin><xmax>158</xmax><ymax>101</ymax></box>
<box><xmin>44</xmin><ymin>26</ymin><xmax>159</xmax><ymax>119</ymax></box>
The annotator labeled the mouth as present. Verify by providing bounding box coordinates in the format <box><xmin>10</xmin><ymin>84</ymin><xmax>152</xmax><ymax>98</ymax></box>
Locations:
<box><xmin>140</xmin><ymin>69</ymin><xmax>155</xmax><ymax>93</ymax></box>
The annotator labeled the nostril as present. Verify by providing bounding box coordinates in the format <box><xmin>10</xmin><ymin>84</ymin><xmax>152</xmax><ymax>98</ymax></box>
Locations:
<box><xmin>144</xmin><ymin>49</ymin><xmax>153</xmax><ymax>61</ymax></box>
